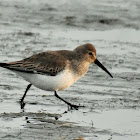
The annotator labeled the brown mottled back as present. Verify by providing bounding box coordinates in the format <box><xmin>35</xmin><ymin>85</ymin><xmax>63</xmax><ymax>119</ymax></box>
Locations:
<box><xmin>1</xmin><ymin>43</ymin><xmax>97</xmax><ymax>76</ymax></box>
<box><xmin>6</xmin><ymin>51</ymin><xmax>71</xmax><ymax>76</ymax></box>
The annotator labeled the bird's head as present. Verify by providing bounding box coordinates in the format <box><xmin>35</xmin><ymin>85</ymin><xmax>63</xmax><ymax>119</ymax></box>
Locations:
<box><xmin>74</xmin><ymin>43</ymin><xmax>113</xmax><ymax>78</ymax></box>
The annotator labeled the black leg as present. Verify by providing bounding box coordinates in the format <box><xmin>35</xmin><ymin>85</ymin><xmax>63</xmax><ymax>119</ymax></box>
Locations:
<box><xmin>20</xmin><ymin>84</ymin><xmax>32</xmax><ymax>109</ymax></box>
<box><xmin>54</xmin><ymin>91</ymin><xmax>84</xmax><ymax>110</ymax></box>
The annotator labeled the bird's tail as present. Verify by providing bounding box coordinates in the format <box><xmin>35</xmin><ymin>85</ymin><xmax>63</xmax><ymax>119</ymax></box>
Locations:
<box><xmin>0</xmin><ymin>63</ymin><xmax>10</xmax><ymax>68</ymax></box>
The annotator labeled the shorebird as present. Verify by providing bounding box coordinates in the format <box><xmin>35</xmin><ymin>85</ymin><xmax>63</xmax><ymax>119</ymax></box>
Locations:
<box><xmin>0</xmin><ymin>43</ymin><xmax>113</xmax><ymax>110</ymax></box>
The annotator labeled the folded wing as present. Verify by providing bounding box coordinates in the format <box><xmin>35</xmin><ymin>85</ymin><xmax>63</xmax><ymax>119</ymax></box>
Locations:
<box><xmin>0</xmin><ymin>52</ymin><xmax>67</xmax><ymax>76</ymax></box>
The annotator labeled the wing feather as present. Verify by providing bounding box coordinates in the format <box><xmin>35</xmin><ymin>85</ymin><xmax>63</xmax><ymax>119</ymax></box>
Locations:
<box><xmin>3</xmin><ymin>51</ymin><xmax>68</xmax><ymax>76</ymax></box>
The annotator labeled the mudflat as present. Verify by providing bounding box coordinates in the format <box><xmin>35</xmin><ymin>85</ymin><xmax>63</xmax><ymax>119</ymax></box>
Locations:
<box><xmin>0</xmin><ymin>0</ymin><xmax>140</xmax><ymax>140</ymax></box>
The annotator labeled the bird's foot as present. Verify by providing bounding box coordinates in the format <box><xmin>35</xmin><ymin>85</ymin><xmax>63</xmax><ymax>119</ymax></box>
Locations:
<box><xmin>19</xmin><ymin>99</ymin><xmax>26</xmax><ymax>109</ymax></box>
<box><xmin>68</xmin><ymin>103</ymin><xmax>85</xmax><ymax>111</ymax></box>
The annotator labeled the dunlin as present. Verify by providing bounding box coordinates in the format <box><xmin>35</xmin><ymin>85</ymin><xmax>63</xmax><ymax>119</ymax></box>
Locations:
<box><xmin>0</xmin><ymin>43</ymin><xmax>113</xmax><ymax>110</ymax></box>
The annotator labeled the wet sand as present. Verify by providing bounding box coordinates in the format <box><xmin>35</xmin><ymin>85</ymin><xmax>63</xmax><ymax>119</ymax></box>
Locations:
<box><xmin>0</xmin><ymin>0</ymin><xmax>140</xmax><ymax>140</ymax></box>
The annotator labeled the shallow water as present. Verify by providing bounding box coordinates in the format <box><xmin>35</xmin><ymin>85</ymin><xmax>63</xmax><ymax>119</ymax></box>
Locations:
<box><xmin>0</xmin><ymin>0</ymin><xmax>140</xmax><ymax>140</ymax></box>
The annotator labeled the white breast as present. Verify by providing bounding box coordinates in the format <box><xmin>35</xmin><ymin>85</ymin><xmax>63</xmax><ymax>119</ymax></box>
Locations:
<box><xmin>14</xmin><ymin>69</ymin><xmax>77</xmax><ymax>91</ymax></box>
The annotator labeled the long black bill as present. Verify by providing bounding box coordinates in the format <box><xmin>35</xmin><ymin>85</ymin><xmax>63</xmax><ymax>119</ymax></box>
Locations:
<box><xmin>95</xmin><ymin>59</ymin><xmax>113</xmax><ymax>78</ymax></box>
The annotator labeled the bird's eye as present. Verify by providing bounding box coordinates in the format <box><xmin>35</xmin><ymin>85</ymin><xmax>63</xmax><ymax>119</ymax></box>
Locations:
<box><xmin>88</xmin><ymin>52</ymin><xmax>93</xmax><ymax>56</ymax></box>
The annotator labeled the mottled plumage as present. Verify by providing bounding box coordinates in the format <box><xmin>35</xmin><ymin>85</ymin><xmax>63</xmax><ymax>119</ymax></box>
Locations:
<box><xmin>0</xmin><ymin>43</ymin><xmax>113</xmax><ymax>110</ymax></box>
